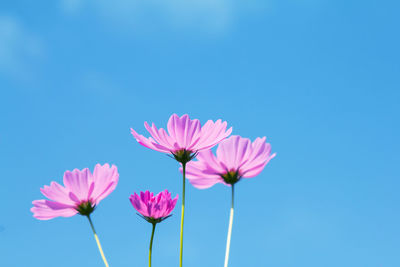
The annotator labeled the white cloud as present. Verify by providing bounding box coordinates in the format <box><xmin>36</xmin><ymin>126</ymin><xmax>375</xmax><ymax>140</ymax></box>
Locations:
<box><xmin>0</xmin><ymin>15</ymin><xmax>44</xmax><ymax>81</ymax></box>
<box><xmin>81</xmin><ymin>71</ymin><xmax>122</xmax><ymax>96</ymax></box>
<box><xmin>60</xmin><ymin>0</ymin><xmax>267</xmax><ymax>34</ymax></box>
<box><xmin>160</xmin><ymin>0</ymin><xmax>232</xmax><ymax>33</ymax></box>
<box><xmin>60</xmin><ymin>0</ymin><xmax>83</xmax><ymax>15</ymax></box>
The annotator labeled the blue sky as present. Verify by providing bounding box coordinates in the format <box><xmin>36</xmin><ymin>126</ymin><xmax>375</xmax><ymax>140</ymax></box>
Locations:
<box><xmin>0</xmin><ymin>0</ymin><xmax>399</xmax><ymax>266</ymax></box>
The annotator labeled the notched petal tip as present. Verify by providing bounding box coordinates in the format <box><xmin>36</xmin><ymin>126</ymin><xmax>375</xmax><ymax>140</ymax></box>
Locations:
<box><xmin>130</xmin><ymin>128</ymin><xmax>142</xmax><ymax>140</ymax></box>
<box><xmin>226</xmin><ymin>126</ymin><xmax>233</xmax><ymax>135</ymax></box>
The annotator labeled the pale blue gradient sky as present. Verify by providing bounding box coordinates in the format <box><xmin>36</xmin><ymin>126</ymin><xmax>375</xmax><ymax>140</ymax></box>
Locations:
<box><xmin>0</xmin><ymin>0</ymin><xmax>399</xmax><ymax>266</ymax></box>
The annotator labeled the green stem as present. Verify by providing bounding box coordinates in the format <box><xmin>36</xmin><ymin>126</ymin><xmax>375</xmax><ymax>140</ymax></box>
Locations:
<box><xmin>87</xmin><ymin>215</ymin><xmax>110</xmax><ymax>267</ymax></box>
<box><xmin>149</xmin><ymin>223</ymin><xmax>156</xmax><ymax>267</ymax></box>
<box><xmin>179</xmin><ymin>162</ymin><xmax>186</xmax><ymax>267</ymax></box>
<box><xmin>224</xmin><ymin>184</ymin><xmax>235</xmax><ymax>267</ymax></box>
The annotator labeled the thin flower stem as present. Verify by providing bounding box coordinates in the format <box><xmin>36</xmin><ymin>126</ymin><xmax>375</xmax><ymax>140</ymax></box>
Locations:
<box><xmin>179</xmin><ymin>162</ymin><xmax>186</xmax><ymax>267</ymax></box>
<box><xmin>224</xmin><ymin>184</ymin><xmax>235</xmax><ymax>267</ymax></box>
<box><xmin>149</xmin><ymin>223</ymin><xmax>157</xmax><ymax>267</ymax></box>
<box><xmin>87</xmin><ymin>215</ymin><xmax>110</xmax><ymax>267</ymax></box>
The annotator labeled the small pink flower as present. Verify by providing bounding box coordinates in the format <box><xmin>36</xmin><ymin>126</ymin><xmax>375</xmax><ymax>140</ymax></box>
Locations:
<box><xmin>185</xmin><ymin>135</ymin><xmax>276</xmax><ymax>189</ymax></box>
<box><xmin>130</xmin><ymin>190</ymin><xmax>178</xmax><ymax>223</ymax></box>
<box><xmin>130</xmin><ymin>114</ymin><xmax>232</xmax><ymax>163</ymax></box>
<box><xmin>31</xmin><ymin>164</ymin><xmax>119</xmax><ymax>220</ymax></box>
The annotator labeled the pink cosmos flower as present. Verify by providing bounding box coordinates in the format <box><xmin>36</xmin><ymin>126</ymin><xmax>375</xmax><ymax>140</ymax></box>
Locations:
<box><xmin>185</xmin><ymin>135</ymin><xmax>276</xmax><ymax>189</ymax></box>
<box><xmin>130</xmin><ymin>114</ymin><xmax>232</xmax><ymax>163</ymax></box>
<box><xmin>31</xmin><ymin>163</ymin><xmax>119</xmax><ymax>220</ymax></box>
<box><xmin>130</xmin><ymin>190</ymin><xmax>178</xmax><ymax>223</ymax></box>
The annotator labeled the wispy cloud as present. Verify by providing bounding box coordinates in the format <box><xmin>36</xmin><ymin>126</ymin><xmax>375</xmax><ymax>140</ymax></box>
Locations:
<box><xmin>157</xmin><ymin>0</ymin><xmax>232</xmax><ymax>33</ymax></box>
<box><xmin>60</xmin><ymin>0</ymin><xmax>267</xmax><ymax>34</ymax></box>
<box><xmin>0</xmin><ymin>15</ymin><xmax>44</xmax><ymax>81</ymax></box>
<box><xmin>60</xmin><ymin>0</ymin><xmax>83</xmax><ymax>15</ymax></box>
<box><xmin>81</xmin><ymin>71</ymin><xmax>123</xmax><ymax>96</ymax></box>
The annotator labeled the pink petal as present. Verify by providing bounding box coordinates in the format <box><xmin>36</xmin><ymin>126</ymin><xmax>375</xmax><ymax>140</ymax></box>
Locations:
<box><xmin>185</xmin><ymin>158</ymin><xmax>221</xmax><ymax>181</ymax></box>
<box><xmin>167</xmin><ymin>114</ymin><xmax>200</xmax><ymax>150</ymax></box>
<box><xmin>31</xmin><ymin>200</ymin><xmax>77</xmax><ymax>220</ymax></box>
<box><xmin>131</xmin><ymin>128</ymin><xmax>171</xmax><ymax>153</ymax></box>
<box><xmin>184</xmin><ymin>150</ymin><xmax>226</xmax><ymax>189</ymax></box>
<box><xmin>188</xmin><ymin>177</ymin><xmax>222</xmax><ymax>189</ymax></box>
<box><xmin>242</xmin><ymin>152</ymin><xmax>276</xmax><ymax>177</ymax></box>
<box><xmin>167</xmin><ymin>114</ymin><xmax>179</xmax><ymax>144</ymax></box>
<box><xmin>216</xmin><ymin>135</ymin><xmax>251</xmax><ymax>171</ymax></box>
<box><xmin>144</xmin><ymin>122</ymin><xmax>174</xmax><ymax>149</ymax></box>
<box><xmin>130</xmin><ymin>190</ymin><xmax>178</xmax><ymax>219</ymax></box>
<box><xmin>192</xmin><ymin>119</ymin><xmax>232</xmax><ymax>151</ymax></box>
<box><xmin>130</xmin><ymin>193</ymin><xmax>149</xmax><ymax>217</ymax></box>
<box><xmin>40</xmin><ymin>182</ymin><xmax>76</xmax><ymax>206</ymax></box>
<box><xmin>240</xmin><ymin>138</ymin><xmax>275</xmax><ymax>177</ymax></box>
<box><xmin>63</xmin><ymin>168</ymin><xmax>91</xmax><ymax>201</ymax></box>
<box><xmin>174</xmin><ymin>114</ymin><xmax>187</xmax><ymax>148</ymax></box>
<box><xmin>91</xmin><ymin>164</ymin><xmax>119</xmax><ymax>204</ymax></box>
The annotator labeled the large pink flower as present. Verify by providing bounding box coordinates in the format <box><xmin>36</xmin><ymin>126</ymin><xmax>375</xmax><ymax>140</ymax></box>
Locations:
<box><xmin>185</xmin><ymin>135</ymin><xmax>276</xmax><ymax>189</ymax></box>
<box><xmin>130</xmin><ymin>114</ymin><xmax>232</xmax><ymax>163</ymax></box>
<box><xmin>31</xmin><ymin>164</ymin><xmax>119</xmax><ymax>220</ymax></box>
<box><xmin>130</xmin><ymin>190</ymin><xmax>178</xmax><ymax>223</ymax></box>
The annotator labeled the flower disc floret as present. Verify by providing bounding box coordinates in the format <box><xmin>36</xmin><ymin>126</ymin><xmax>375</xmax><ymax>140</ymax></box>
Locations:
<box><xmin>76</xmin><ymin>200</ymin><xmax>96</xmax><ymax>216</ymax></box>
<box><xmin>221</xmin><ymin>170</ymin><xmax>241</xmax><ymax>185</ymax></box>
